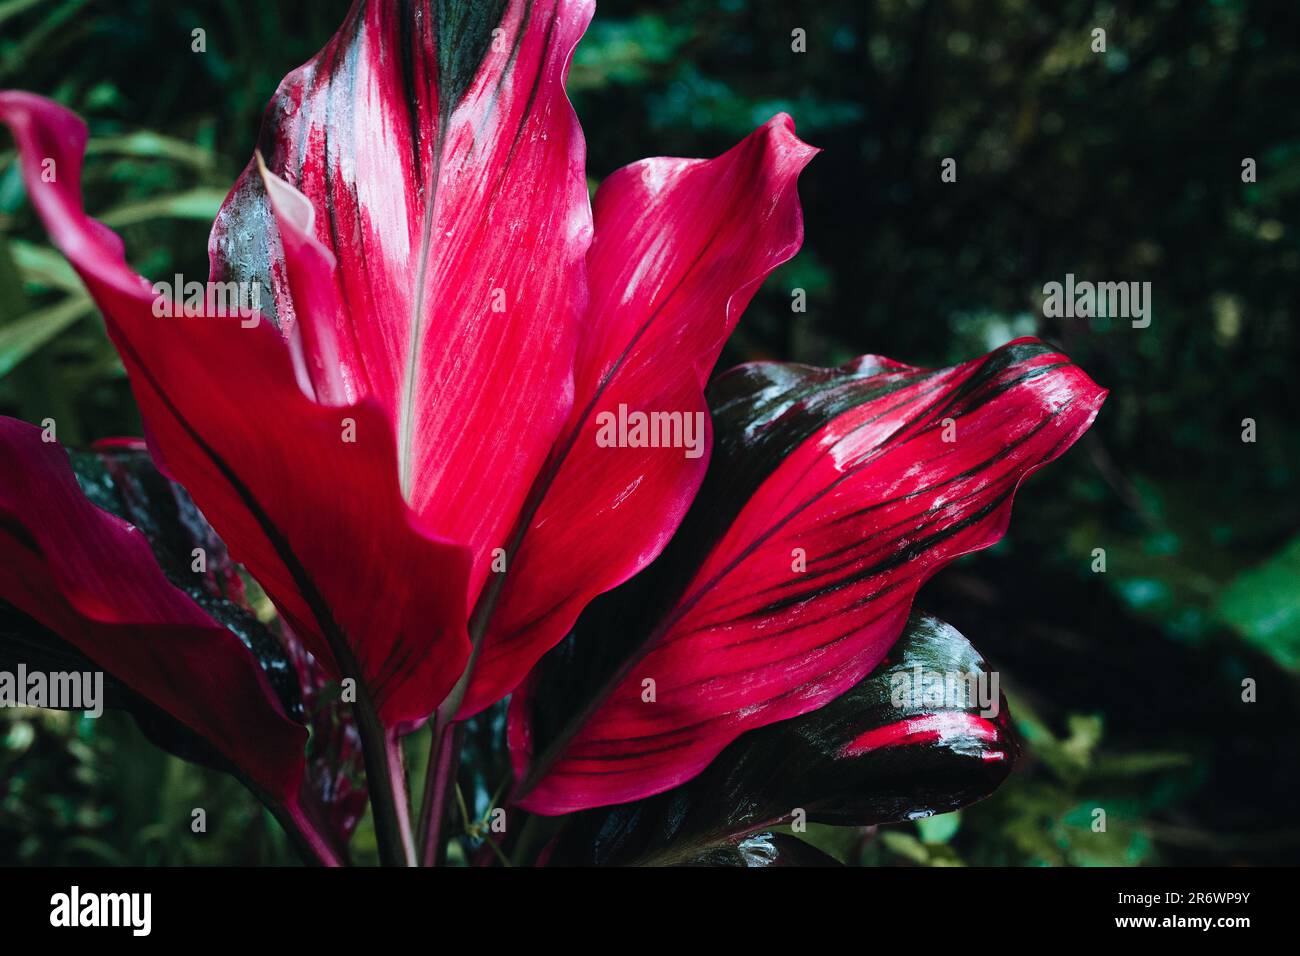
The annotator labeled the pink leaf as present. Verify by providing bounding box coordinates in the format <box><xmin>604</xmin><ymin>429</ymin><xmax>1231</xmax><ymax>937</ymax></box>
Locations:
<box><xmin>210</xmin><ymin>0</ymin><xmax>596</xmax><ymax>605</ymax></box>
<box><xmin>463</xmin><ymin>115</ymin><xmax>817</xmax><ymax>716</ymax></box>
<box><xmin>0</xmin><ymin>91</ymin><xmax>471</xmax><ymax>726</ymax></box>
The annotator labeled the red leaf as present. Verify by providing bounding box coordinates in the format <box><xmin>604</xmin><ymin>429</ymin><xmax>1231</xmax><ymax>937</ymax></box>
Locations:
<box><xmin>0</xmin><ymin>91</ymin><xmax>471</xmax><ymax>727</ymax></box>
<box><xmin>3</xmin><ymin>3</ymin><xmax>816</xmax><ymax>730</ymax></box>
<box><xmin>540</xmin><ymin>612</ymin><xmax>1016</xmax><ymax>865</ymax></box>
<box><xmin>511</xmin><ymin>339</ymin><xmax>1106</xmax><ymax>813</ymax></box>
<box><xmin>0</xmin><ymin>418</ymin><xmax>306</xmax><ymax>804</ymax></box>
<box><xmin>462</xmin><ymin>115</ymin><xmax>817</xmax><ymax>716</ymax></box>
<box><xmin>210</xmin><ymin>0</ymin><xmax>595</xmax><ymax>603</ymax></box>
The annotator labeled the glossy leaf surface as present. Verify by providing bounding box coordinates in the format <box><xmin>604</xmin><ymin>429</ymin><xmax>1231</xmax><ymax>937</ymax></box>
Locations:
<box><xmin>0</xmin><ymin>417</ymin><xmax>306</xmax><ymax>802</ymax></box>
<box><xmin>210</xmin><ymin>0</ymin><xmax>595</xmax><ymax>606</ymax></box>
<box><xmin>0</xmin><ymin>90</ymin><xmax>472</xmax><ymax>728</ymax></box>
<box><xmin>513</xmin><ymin>339</ymin><xmax>1104</xmax><ymax>813</ymax></box>
<box><xmin>544</xmin><ymin>612</ymin><xmax>1014</xmax><ymax>865</ymax></box>
<box><xmin>465</xmin><ymin>114</ymin><xmax>816</xmax><ymax>717</ymax></box>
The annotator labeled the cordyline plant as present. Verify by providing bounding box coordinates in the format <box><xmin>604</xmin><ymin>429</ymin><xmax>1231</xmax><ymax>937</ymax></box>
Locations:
<box><xmin>0</xmin><ymin>0</ymin><xmax>1105</xmax><ymax>867</ymax></box>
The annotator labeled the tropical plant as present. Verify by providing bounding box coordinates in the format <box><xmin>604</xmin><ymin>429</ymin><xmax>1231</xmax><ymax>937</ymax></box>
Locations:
<box><xmin>0</xmin><ymin>0</ymin><xmax>1104</xmax><ymax>866</ymax></box>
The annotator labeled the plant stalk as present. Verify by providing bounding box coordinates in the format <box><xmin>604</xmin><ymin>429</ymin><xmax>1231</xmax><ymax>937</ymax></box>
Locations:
<box><xmin>278</xmin><ymin>801</ymin><xmax>346</xmax><ymax>867</ymax></box>
<box><xmin>416</xmin><ymin>560</ymin><xmax>511</xmax><ymax>864</ymax></box>
<box><xmin>415</xmin><ymin>416</ymin><xmax>588</xmax><ymax>863</ymax></box>
<box><xmin>416</xmin><ymin>718</ymin><xmax>463</xmax><ymax>866</ymax></box>
<box><xmin>351</xmin><ymin>696</ymin><xmax>417</xmax><ymax>866</ymax></box>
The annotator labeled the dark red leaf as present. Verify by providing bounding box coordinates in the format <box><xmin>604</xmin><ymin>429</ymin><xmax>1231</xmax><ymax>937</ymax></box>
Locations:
<box><xmin>0</xmin><ymin>417</ymin><xmax>306</xmax><ymax>805</ymax></box>
<box><xmin>73</xmin><ymin>442</ymin><xmax>366</xmax><ymax>854</ymax></box>
<box><xmin>542</xmin><ymin>612</ymin><xmax>1015</xmax><ymax>865</ymax></box>
<box><xmin>512</xmin><ymin>339</ymin><xmax>1104</xmax><ymax>813</ymax></box>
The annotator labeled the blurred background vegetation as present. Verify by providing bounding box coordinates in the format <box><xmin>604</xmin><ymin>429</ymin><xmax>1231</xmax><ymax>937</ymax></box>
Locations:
<box><xmin>2</xmin><ymin>0</ymin><xmax>1298</xmax><ymax>865</ymax></box>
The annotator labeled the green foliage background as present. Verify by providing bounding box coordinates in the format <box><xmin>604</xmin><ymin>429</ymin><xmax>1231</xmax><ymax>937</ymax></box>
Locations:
<box><xmin>2</xmin><ymin>0</ymin><xmax>1298</xmax><ymax>865</ymax></box>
